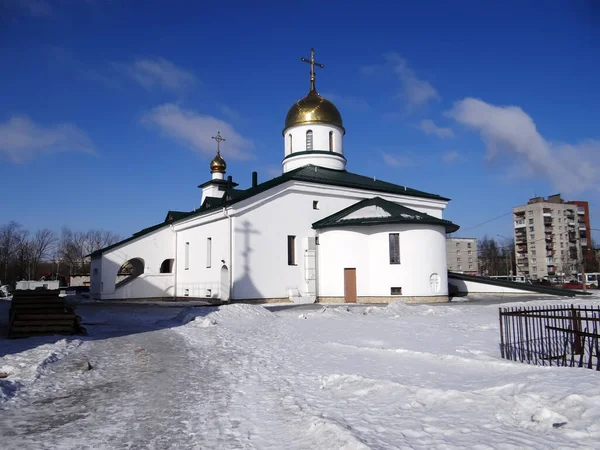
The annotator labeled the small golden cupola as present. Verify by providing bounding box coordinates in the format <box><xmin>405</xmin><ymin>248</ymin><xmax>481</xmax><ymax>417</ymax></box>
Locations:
<box><xmin>282</xmin><ymin>48</ymin><xmax>347</xmax><ymax>173</ymax></box>
<box><xmin>210</xmin><ymin>131</ymin><xmax>227</xmax><ymax>178</ymax></box>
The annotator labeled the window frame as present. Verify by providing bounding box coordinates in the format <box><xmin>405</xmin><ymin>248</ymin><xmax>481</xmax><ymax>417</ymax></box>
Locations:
<box><xmin>389</xmin><ymin>233</ymin><xmax>400</xmax><ymax>265</ymax></box>
<box><xmin>206</xmin><ymin>237</ymin><xmax>212</xmax><ymax>268</ymax></box>
<box><xmin>287</xmin><ymin>235</ymin><xmax>297</xmax><ymax>266</ymax></box>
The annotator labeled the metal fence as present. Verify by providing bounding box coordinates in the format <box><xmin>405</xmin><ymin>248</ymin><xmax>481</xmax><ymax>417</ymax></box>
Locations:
<box><xmin>499</xmin><ymin>304</ymin><xmax>600</xmax><ymax>371</ymax></box>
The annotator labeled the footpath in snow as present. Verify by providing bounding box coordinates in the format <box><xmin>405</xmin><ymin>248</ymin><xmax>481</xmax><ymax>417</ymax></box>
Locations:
<box><xmin>1</xmin><ymin>296</ymin><xmax>600</xmax><ymax>449</ymax></box>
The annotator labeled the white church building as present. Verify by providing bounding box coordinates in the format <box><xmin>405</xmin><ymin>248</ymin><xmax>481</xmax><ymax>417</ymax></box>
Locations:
<box><xmin>90</xmin><ymin>50</ymin><xmax>459</xmax><ymax>304</ymax></box>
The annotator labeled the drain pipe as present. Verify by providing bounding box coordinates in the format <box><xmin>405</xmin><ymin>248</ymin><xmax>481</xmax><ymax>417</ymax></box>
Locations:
<box><xmin>172</xmin><ymin>223</ymin><xmax>178</xmax><ymax>299</ymax></box>
<box><xmin>223</xmin><ymin>206</ymin><xmax>233</xmax><ymax>299</ymax></box>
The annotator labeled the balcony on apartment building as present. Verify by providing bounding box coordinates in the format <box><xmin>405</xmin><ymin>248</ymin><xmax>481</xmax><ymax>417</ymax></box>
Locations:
<box><xmin>546</xmin><ymin>250</ymin><xmax>555</xmax><ymax>256</ymax></box>
<box><xmin>543</xmin><ymin>208</ymin><xmax>552</xmax><ymax>217</ymax></box>
<box><xmin>516</xmin><ymin>245</ymin><xmax>528</xmax><ymax>253</ymax></box>
<box><xmin>577</xmin><ymin>207</ymin><xmax>585</xmax><ymax>215</ymax></box>
<box><xmin>545</xmin><ymin>234</ymin><xmax>554</xmax><ymax>242</ymax></box>
<box><xmin>544</xmin><ymin>226</ymin><xmax>553</xmax><ymax>233</ymax></box>
<box><xmin>567</xmin><ymin>220</ymin><xmax>576</xmax><ymax>227</ymax></box>
<box><xmin>578</xmin><ymin>222</ymin><xmax>587</xmax><ymax>231</ymax></box>
<box><xmin>581</xmin><ymin>238</ymin><xmax>588</xmax><ymax>247</ymax></box>
<box><xmin>568</xmin><ymin>233</ymin><xmax>577</xmax><ymax>242</ymax></box>
<box><xmin>514</xmin><ymin>218</ymin><xmax>526</xmax><ymax>228</ymax></box>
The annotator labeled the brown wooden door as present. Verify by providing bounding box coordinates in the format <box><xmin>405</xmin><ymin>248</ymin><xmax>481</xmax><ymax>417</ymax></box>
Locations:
<box><xmin>344</xmin><ymin>268</ymin><xmax>357</xmax><ymax>303</ymax></box>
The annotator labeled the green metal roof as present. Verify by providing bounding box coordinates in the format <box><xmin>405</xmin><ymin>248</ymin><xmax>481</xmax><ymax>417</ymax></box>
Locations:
<box><xmin>312</xmin><ymin>197</ymin><xmax>459</xmax><ymax>233</ymax></box>
<box><xmin>91</xmin><ymin>165</ymin><xmax>451</xmax><ymax>256</ymax></box>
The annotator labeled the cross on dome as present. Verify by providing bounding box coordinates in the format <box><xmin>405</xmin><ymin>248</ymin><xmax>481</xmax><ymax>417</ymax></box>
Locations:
<box><xmin>210</xmin><ymin>131</ymin><xmax>227</xmax><ymax>174</ymax></box>
<box><xmin>212</xmin><ymin>131</ymin><xmax>226</xmax><ymax>155</ymax></box>
<box><xmin>300</xmin><ymin>48</ymin><xmax>324</xmax><ymax>92</ymax></box>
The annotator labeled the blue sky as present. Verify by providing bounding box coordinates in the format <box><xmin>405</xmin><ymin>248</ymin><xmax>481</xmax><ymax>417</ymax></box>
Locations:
<box><xmin>1</xmin><ymin>0</ymin><xmax>599</xmax><ymax>244</ymax></box>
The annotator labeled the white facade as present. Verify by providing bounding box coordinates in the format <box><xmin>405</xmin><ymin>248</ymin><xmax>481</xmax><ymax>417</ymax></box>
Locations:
<box><xmin>90</xmin><ymin>83</ymin><xmax>456</xmax><ymax>304</ymax></box>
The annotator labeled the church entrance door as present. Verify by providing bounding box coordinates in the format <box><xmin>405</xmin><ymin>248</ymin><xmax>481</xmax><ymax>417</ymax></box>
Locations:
<box><xmin>344</xmin><ymin>268</ymin><xmax>357</xmax><ymax>303</ymax></box>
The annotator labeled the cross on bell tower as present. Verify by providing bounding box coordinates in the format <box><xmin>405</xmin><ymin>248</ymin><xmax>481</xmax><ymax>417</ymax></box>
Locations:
<box><xmin>301</xmin><ymin>48</ymin><xmax>324</xmax><ymax>92</ymax></box>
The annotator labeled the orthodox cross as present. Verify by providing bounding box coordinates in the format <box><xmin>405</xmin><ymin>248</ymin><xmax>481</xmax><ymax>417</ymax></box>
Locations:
<box><xmin>301</xmin><ymin>48</ymin><xmax>324</xmax><ymax>92</ymax></box>
<box><xmin>212</xmin><ymin>131</ymin><xmax>226</xmax><ymax>155</ymax></box>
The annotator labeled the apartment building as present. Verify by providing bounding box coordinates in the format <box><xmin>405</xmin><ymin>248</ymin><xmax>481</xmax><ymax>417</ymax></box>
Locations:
<box><xmin>446</xmin><ymin>237</ymin><xmax>478</xmax><ymax>275</ymax></box>
<box><xmin>513</xmin><ymin>194</ymin><xmax>591</xmax><ymax>280</ymax></box>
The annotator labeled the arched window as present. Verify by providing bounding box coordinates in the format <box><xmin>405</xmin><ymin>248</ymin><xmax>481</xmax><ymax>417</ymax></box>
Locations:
<box><xmin>329</xmin><ymin>131</ymin><xmax>333</xmax><ymax>152</ymax></box>
<box><xmin>306</xmin><ymin>130</ymin><xmax>313</xmax><ymax>150</ymax></box>
<box><xmin>160</xmin><ymin>258</ymin><xmax>174</xmax><ymax>273</ymax></box>
<box><xmin>289</xmin><ymin>134</ymin><xmax>293</xmax><ymax>153</ymax></box>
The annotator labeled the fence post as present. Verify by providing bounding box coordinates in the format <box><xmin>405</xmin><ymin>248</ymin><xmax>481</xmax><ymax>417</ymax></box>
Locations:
<box><xmin>571</xmin><ymin>305</ymin><xmax>583</xmax><ymax>355</ymax></box>
<box><xmin>499</xmin><ymin>308</ymin><xmax>505</xmax><ymax>359</ymax></box>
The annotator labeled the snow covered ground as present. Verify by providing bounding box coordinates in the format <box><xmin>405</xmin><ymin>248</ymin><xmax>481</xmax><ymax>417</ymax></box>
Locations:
<box><xmin>1</xmin><ymin>295</ymin><xmax>600</xmax><ymax>449</ymax></box>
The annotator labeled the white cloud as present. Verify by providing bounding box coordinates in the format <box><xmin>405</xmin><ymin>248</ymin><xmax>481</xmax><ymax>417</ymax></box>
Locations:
<box><xmin>442</xmin><ymin>151</ymin><xmax>464</xmax><ymax>164</ymax></box>
<box><xmin>446</xmin><ymin>98</ymin><xmax>600</xmax><ymax>193</ymax></box>
<box><xmin>141</xmin><ymin>104</ymin><xmax>254</xmax><ymax>160</ymax></box>
<box><xmin>0</xmin><ymin>115</ymin><xmax>95</xmax><ymax>163</ymax></box>
<box><xmin>383</xmin><ymin>53</ymin><xmax>440</xmax><ymax>111</ymax></box>
<box><xmin>381</xmin><ymin>151</ymin><xmax>416</xmax><ymax>168</ymax></box>
<box><xmin>124</xmin><ymin>58</ymin><xmax>198</xmax><ymax>92</ymax></box>
<box><xmin>419</xmin><ymin>119</ymin><xmax>454</xmax><ymax>138</ymax></box>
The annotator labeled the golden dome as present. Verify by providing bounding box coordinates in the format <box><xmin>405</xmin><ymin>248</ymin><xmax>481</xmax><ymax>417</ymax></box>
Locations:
<box><xmin>284</xmin><ymin>89</ymin><xmax>344</xmax><ymax>134</ymax></box>
<box><xmin>210</xmin><ymin>151</ymin><xmax>226</xmax><ymax>173</ymax></box>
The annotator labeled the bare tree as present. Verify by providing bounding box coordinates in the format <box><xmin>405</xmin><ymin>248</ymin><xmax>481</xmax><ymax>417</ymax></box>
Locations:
<box><xmin>30</xmin><ymin>229</ymin><xmax>58</xmax><ymax>278</ymax></box>
<box><xmin>0</xmin><ymin>221</ymin><xmax>23</xmax><ymax>283</ymax></box>
<box><xmin>59</xmin><ymin>228</ymin><xmax>120</xmax><ymax>274</ymax></box>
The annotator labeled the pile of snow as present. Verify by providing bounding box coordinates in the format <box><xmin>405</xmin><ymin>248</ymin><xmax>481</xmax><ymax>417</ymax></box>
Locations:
<box><xmin>363</xmin><ymin>301</ymin><xmax>457</xmax><ymax>318</ymax></box>
<box><xmin>175</xmin><ymin>304</ymin><xmax>275</xmax><ymax>327</ymax></box>
<box><xmin>0</xmin><ymin>339</ymin><xmax>81</xmax><ymax>403</ymax></box>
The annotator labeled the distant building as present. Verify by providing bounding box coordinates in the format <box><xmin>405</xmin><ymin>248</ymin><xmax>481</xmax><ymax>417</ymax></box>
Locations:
<box><xmin>513</xmin><ymin>194</ymin><xmax>592</xmax><ymax>280</ymax></box>
<box><xmin>446</xmin><ymin>238</ymin><xmax>478</xmax><ymax>275</ymax></box>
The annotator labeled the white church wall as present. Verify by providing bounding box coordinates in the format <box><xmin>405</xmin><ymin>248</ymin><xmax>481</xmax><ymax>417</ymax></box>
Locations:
<box><xmin>317</xmin><ymin>224</ymin><xmax>448</xmax><ymax>299</ymax></box>
<box><xmin>95</xmin><ymin>225</ymin><xmax>175</xmax><ymax>299</ymax></box>
<box><xmin>284</xmin><ymin>124</ymin><xmax>344</xmax><ymax>157</ymax></box>
<box><xmin>231</xmin><ymin>186</ymin><xmax>359</xmax><ymax>300</ymax></box>
<box><xmin>175</xmin><ymin>215</ymin><xmax>230</xmax><ymax>299</ymax></box>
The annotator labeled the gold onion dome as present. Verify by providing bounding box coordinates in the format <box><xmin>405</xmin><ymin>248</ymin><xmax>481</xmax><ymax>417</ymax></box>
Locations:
<box><xmin>284</xmin><ymin>89</ymin><xmax>344</xmax><ymax>134</ymax></box>
<box><xmin>210</xmin><ymin>151</ymin><xmax>226</xmax><ymax>173</ymax></box>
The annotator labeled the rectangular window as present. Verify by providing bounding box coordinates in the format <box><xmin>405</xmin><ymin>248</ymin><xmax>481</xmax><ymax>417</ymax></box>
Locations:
<box><xmin>528</xmin><ymin>210</ymin><xmax>533</xmax><ymax>216</ymax></box>
<box><xmin>313</xmin><ymin>200</ymin><xmax>319</xmax><ymax>210</ymax></box>
<box><xmin>530</xmin><ymin>234</ymin><xmax>535</xmax><ymax>240</ymax></box>
<box><xmin>206</xmin><ymin>237</ymin><xmax>212</xmax><ymax>268</ymax></box>
<box><xmin>185</xmin><ymin>242</ymin><xmax>190</xmax><ymax>270</ymax></box>
<box><xmin>529</xmin><ymin>226</ymin><xmax>534</xmax><ymax>232</ymax></box>
<box><xmin>467</xmin><ymin>242</ymin><xmax>472</xmax><ymax>248</ymax></box>
<box><xmin>287</xmin><ymin>235</ymin><xmax>296</xmax><ymax>265</ymax></box>
<box><xmin>390</xmin><ymin>287</ymin><xmax>402</xmax><ymax>295</ymax></box>
<box><xmin>529</xmin><ymin>218</ymin><xmax>534</xmax><ymax>224</ymax></box>
<box><xmin>532</xmin><ymin>250</ymin><xmax>536</xmax><ymax>255</ymax></box>
<box><xmin>389</xmin><ymin>233</ymin><xmax>400</xmax><ymax>264</ymax></box>
<box><xmin>468</xmin><ymin>250</ymin><xmax>472</xmax><ymax>255</ymax></box>
<box><xmin>457</xmin><ymin>250</ymin><xmax>461</xmax><ymax>255</ymax></box>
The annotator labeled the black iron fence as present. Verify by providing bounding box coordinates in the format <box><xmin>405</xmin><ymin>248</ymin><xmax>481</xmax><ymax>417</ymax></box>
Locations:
<box><xmin>499</xmin><ymin>304</ymin><xmax>600</xmax><ymax>370</ymax></box>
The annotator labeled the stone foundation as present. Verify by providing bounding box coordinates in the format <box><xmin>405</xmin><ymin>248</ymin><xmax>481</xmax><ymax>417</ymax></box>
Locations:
<box><xmin>317</xmin><ymin>295</ymin><xmax>449</xmax><ymax>304</ymax></box>
<box><xmin>229</xmin><ymin>297</ymin><xmax>292</xmax><ymax>304</ymax></box>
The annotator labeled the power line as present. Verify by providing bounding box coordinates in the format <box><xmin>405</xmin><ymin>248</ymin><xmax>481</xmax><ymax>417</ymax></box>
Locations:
<box><xmin>459</xmin><ymin>212</ymin><xmax>512</xmax><ymax>232</ymax></box>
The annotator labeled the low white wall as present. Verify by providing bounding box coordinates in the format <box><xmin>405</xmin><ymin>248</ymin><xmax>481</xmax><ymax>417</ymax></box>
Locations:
<box><xmin>449</xmin><ymin>278</ymin><xmax>531</xmax><ymax>294</ymax></box>
<box><xmin>102</xmin><ymin>274</ymin><xmax>175</xmax><ymax>300</ymax></box>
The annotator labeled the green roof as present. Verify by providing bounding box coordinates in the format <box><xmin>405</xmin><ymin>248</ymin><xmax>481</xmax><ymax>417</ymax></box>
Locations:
<box><xmin>312</xmin><ymin>197</ymin><xmax>459</xmax><ymax>233</ymax></box>
<box><xmin>91</xmin><ymin>165</ymin><xmax>451</xmax><ymax>256</ymax></box>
